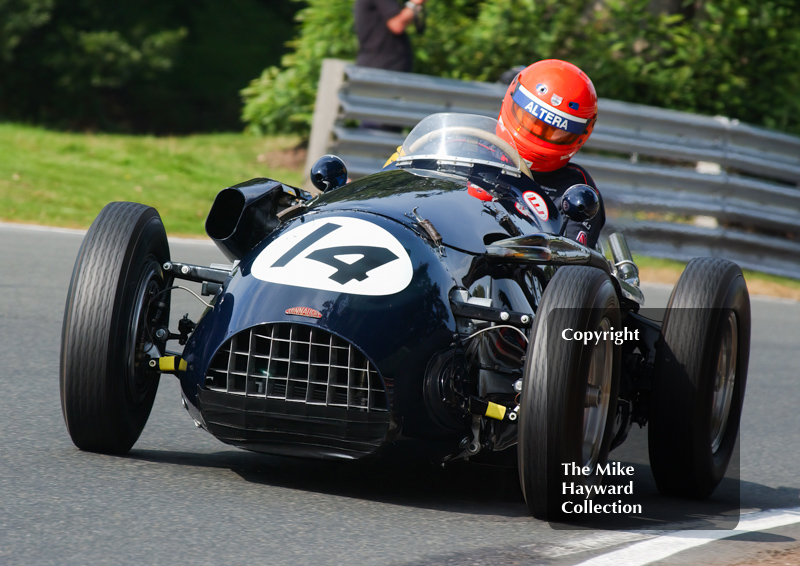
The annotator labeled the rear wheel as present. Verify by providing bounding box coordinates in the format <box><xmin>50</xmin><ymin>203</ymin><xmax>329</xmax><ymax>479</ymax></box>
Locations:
<box><xmin>60</xmin><ymin>202</ymin><xmax>171</xmax><ymax>454</ymax></box>
<box><xmin>648</xmin><ymin>257</ymin><xmax>750</xmax><ymax>498</ymax></box>
<box><xmin>518</xmin><ymin>266</ymin><xmax>621</xmax><ymax>519</ymax></box>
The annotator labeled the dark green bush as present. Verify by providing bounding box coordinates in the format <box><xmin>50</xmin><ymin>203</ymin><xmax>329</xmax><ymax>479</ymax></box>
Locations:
<box><xmin>579</xmin><ymin>0</ymin><xmax>800</xmax><ymax>134</ymax></box>
<box><xmin>242</xmin><ymin>0</ymin><xmax>358</xmax><ymax>135</ymax></box>
<box><xmin>0</xmin><ymin>0</ymin><xmax>299</xmax><ymax>132</ymax></box>
<box><xmin>0</xmin><ymin>0</ymin><xmax>54</xmax><ymax>61</ymax></box>
<box><xmin>241</xmin><ymin>0</ymin><xmax>800</xmax><ymax>138</ymax></box>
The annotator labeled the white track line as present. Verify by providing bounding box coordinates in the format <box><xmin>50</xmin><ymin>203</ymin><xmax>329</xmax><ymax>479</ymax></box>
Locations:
<box><xmin>522</xmin><ymin>531</ymin><xmax>652</xmax><ymax>557</ymax></box>
<box><xmin>574</xmin><ymin>507</ymin><xmax>800</xmax><ymax>566</ymax></box>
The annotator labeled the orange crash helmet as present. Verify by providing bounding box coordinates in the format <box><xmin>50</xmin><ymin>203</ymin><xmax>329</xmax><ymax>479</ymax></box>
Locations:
<box><xmin>498</xmin><ymin>59</ymin><xmax>597</xmax><ymax>172</ymax></box>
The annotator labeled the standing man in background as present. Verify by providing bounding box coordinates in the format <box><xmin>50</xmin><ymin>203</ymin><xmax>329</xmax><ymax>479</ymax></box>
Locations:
<box><xmin>354</xmin><ymin>0</ymin><xmax>427</xmax><ymax>73</ymax></box>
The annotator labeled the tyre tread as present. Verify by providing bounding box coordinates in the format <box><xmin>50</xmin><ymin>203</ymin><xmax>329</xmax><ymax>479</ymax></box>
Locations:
<box><xmin>519</xmin><ymin>266</ymin><xmax>621</xmax><ymax>519</ymax></box>
<box><xmin>648</xmin><ymin>257</ymin><xmax>750</xmax><ymax>497</ymax></box>
<box><xmin>60</xmin><ymin>202</ymin><xmax>168</xmax><ymax>454</ymax></box>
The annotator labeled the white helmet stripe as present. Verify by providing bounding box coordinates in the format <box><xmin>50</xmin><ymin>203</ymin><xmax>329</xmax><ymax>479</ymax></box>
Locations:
<box><xmin>517</xmin><ymin>84</ymin><xmax>588</xmax><ymax>124</ymax></box>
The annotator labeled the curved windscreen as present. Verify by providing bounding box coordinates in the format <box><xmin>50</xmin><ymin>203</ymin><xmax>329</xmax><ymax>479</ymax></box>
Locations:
<box><xmin>396</xmin><ymin>113</ymin><xmax>532</xmax><ymax>179</ymax></box>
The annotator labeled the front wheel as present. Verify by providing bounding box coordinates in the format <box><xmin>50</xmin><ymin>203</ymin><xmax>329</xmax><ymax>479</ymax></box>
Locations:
<box><xmin>518</xmin><ymin>266</ymin><xmax>621</xmax><ymax>519</ymax></box>
<box><xmin>648</xmin><ymin>257</ymin><xmax>750</xmax><ymax>498</ymax></box>
<box><xmin>60</xmin><ymin>202</ymin><xmax>171</xmax><ymax>454</ymax></box>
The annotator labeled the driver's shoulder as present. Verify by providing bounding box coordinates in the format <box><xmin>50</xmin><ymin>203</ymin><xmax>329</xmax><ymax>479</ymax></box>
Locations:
<box><xmin>382</xmin><ymin>145</ymin><xmax>404</xmax><ymax>169</ymax></box>
<box><xmin>532</xmin><ymin>162</ymin><xmax>597</xmax><ymax>191</ymax></box>
<box><xmin>564</xmin><ymin>162</ymin><xmax>597</xmax><ymax>188</ymax></box>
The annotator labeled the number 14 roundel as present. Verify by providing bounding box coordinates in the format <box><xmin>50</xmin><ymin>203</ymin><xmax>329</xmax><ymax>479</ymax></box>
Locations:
<box><xmin>251</xmin><ymin>216</ymin><xmax>414</xmax><ymax>296</ymax></box>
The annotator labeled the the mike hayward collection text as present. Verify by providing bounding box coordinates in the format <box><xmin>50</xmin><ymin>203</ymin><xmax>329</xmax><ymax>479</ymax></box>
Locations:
<box><xmin>561</xmin><ymin>462</ymin><xmax>643</xmax><ymax>515</ymax></box>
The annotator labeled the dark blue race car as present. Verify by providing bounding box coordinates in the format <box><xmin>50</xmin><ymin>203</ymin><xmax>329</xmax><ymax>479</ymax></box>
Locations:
<box><xmin>60</xmin><ymin>113</ymin><xmax>750</xmax><ymax>519</ymax></box>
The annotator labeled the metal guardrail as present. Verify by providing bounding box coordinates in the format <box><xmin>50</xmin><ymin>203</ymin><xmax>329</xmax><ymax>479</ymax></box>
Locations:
<box><xmin>306</xmin><ymin>59</ymin><xmax>800</xmax><ymax>279</ymax></box>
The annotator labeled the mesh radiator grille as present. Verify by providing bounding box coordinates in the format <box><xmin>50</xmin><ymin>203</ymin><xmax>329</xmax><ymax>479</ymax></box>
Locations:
<box><xmin>204</xmin><ymin>323</ymin><xmax>388</xmax><ymax>412</ymax></box>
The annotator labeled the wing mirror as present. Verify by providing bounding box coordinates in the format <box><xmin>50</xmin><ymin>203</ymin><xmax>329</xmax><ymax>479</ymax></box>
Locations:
<box><xmin>310</xmin><ymin>155</ymin><xmax>348</xmax><ymax>192</ymax></box>
<box><xmin>561</xmin><ymin>184</ymin><xmax>599</xmax><ymax>222</ymax></box>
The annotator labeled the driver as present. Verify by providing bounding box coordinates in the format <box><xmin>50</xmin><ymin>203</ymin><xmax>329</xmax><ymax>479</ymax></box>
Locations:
<box><xmin>383</xmin><ymin>59</ymin><xmax>604</xmax><ymax>248</ymax></box>
<box><xmin>497</xmin><ymin>59</ymin><xmax>603</xmax><ymax>248</ymax></box>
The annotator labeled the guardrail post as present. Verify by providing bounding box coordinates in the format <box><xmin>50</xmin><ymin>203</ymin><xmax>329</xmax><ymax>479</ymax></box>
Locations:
<box><xmin>304</xmin><ymin>58</ymin><xmax>349</xmax><ymax>191</ymax></box>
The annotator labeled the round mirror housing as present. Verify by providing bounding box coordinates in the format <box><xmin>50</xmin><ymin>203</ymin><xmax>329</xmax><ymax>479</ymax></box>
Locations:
<box><xmin>561</xmin><ymin>184</ymin><xmax>599</xmax><ymax>222</ymax></box>
<box><xmin>310</xmin><ymin>155</ymin><xmax>348</xmax><ymax>193</ymax></box>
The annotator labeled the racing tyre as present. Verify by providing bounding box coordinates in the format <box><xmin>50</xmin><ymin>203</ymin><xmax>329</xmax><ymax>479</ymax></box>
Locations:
<box><xmin>648</xmin><ymin>257</ymin><xmax>750</xmax><ymax>498</ymax></box>
<box><xmin>60</xmin><ymin>202</ymin><xmax>171</xmax><ymax>454</ymax></box>
<box><xmin>518</xmin><ymin>266</ymin><xmax>621</xmax><ymax>519</ymax></box>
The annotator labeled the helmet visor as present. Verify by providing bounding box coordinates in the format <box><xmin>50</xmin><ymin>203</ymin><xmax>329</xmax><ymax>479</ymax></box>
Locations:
<box><xmin>508</xmin><ymin>84</ymin><xmax>589</xmax><ymax>146</ymax></box>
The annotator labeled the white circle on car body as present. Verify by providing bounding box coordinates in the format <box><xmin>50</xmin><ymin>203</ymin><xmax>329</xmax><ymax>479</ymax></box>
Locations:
<box><xmin>251</xmin><ymin>216</ymin><xmax>413</xmax><ymax>296</ymax></box>
<box><xmin>523</xmin><ymin>191</ymin><xmax>550</xmax><ymax>221</ymax></box>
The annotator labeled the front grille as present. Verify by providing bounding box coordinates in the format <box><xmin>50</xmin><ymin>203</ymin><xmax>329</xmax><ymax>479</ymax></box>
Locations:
<box><xmin>204</xmin><ymin>323</ymin><xmax>388</xmax><ymax>412</ymax></box>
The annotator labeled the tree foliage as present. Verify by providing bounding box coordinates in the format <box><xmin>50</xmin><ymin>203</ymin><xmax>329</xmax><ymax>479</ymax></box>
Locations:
<box><xmin>0</xmin><ymin>0</ymin><xmax>54</xmax><ymax>61</ymax></box>
<box><xmin>0</xmin><ymin>0</ymin><xmax>299</xmax><ymax>132</ymax></box>
<box><xmin>241</xmin><ymin>0</ymin><xmax>800</xmax><ymax>138</ymax></box>
<box><xmin>242</xmin><ymin>0</ymin><xmax>358</xmax><ymax>135</ymax></box>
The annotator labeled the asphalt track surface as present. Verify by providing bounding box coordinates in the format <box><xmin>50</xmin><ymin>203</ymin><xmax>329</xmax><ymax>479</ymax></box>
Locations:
<box><xmin>1</xmin><ymin>222</ymin><xmax>798</xmax><ymax>565</ymax></box>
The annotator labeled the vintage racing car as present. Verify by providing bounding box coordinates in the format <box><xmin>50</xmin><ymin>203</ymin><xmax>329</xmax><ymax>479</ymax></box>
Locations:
<box><xmin>60</xmin><ymin>113</ymin><xmax>750</xmax><ymax>519</ymax></box>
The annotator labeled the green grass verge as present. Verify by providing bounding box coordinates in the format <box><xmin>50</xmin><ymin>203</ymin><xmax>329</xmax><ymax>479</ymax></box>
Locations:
<box><xmin>0</xmin><ymin>123</ymin><xmax>304</xmax><ymax>236</ymax></box>
<box><xmin>634</xmin><ymin>254</ymin><xmax>800</xmax><ymax>294</ymax></box>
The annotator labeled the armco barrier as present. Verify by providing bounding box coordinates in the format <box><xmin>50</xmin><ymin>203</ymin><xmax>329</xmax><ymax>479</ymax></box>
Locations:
<box><xmin>305</xmin><ymin>59</ymin><xmax>800</xmax><ymax>279</ymax></box>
